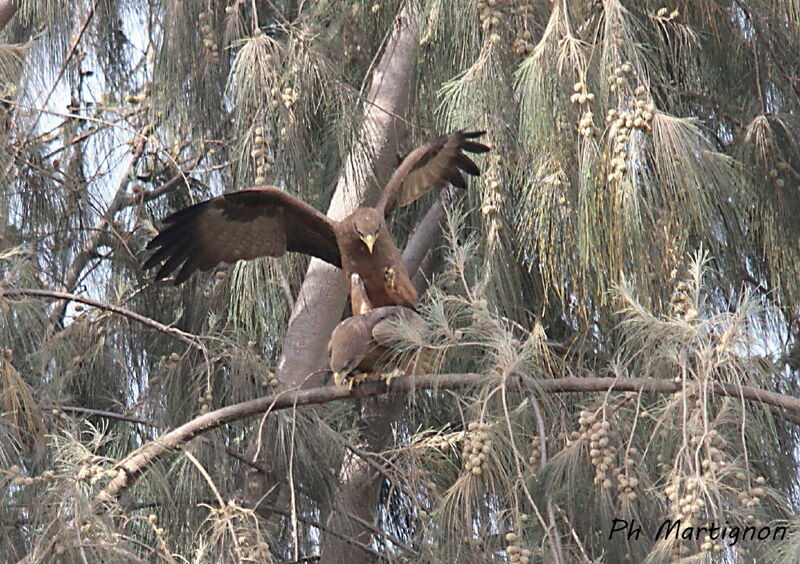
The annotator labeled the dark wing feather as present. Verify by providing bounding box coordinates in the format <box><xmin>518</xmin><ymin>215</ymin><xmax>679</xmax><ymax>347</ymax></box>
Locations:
<box><xmin>145</xmin><ymin>187</ymin><xmax>340</xmax><ymax>285</ymax></box>
<box><xmin>377</xmin><ymin>130</ymin><xmax>490</xmax><ymax>215</ymax></box>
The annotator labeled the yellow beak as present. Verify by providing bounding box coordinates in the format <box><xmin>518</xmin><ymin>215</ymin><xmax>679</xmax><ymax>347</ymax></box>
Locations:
<box><xmin>361</xmin><ymin>234</ymin><xmax>376</xmax><ymax>253</ymax></box>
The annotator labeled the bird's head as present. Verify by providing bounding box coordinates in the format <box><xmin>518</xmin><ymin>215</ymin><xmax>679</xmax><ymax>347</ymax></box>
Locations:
<box><xmin>352</xmin><ymin>209</ymin><xmax>383</xmax><ymax>253</ymax></box>
<box><xmin>329</xmin><ymin>318</ymin><xmax>369</xmax><ymax>386</ymax></box>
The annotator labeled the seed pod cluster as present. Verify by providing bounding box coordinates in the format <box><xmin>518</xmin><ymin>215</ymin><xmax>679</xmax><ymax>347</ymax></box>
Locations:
<box><xmin>768</xmin><ymin>161</ymin><xmax>790</xmax><ymax>188</ymax></box>
<box><xmin>505</xmin><ymin>529</ymin><xmax>532</xmax><ymax>564</ymax></box>
<box><xmin>736</xmin><ymin>474</ymin><xmax>766</xmax><ymax>509</ymax></box>
<box><xmin>251</xmin><ymin>127</ymin><xmax>274</xmax><ymax>185</ymax></box>
<box><xmin>481</xmin><ymin>157</ymin><xmax>505</xmax><ymax>238</ymax></box>
<box><xmin>198</xmin><ymin>11</ymin><xmax>220</xmax><ymax>62</ymax></box>
<box><xmin>463</xmin><ymin>421</ymin><xmax>493</xmax><ymax>476</ymax></box>
<box><xmin>259</xmin><ymin>370</ymin><xmax>280</xmax><ymax>389</ymax></box>
<box><xmin>614</xmin><ymin>445</ymin><xmax>641</xmax><ymax>502</ymax></box>
<box><xmin>605</xmin><ymin>98</ymin><xmax>655</xmax><ymax>184</ymax></box>
<box><xmin>665</xmin><ymin>477</ymin><xmax>705</xmax><ymax>527</ymax></box>
<box><xmin>76</xmin><ymin>463</ymin><xmax>120</xmax><ymax>485</ymax></box>
<box><xmin>281</xmin><ymin>87</ymin><xmax>298</xmax><ymax>109</ymax></box>
<box><xmin>690</xmin><ymin>429</ymin><xmax>727</xmax><ymax>473</ymax></box>
<box><xmin>198</xmin><ymin>387</ymin><xmax>214</xmax><ymax>414</ymax></box>
<box><xmin>700</xmin><ymin>533</ymin><xmax>723</xmax><ymax>553</ymax></box>
<box><xmin>629</xmin><ymin>91</ymin><xmax>656</xmax><ymax>131</ymax></box>
<box><xmin>512</xmin><ymin>30</ymin><xmax>534</xmax><ymax>55</ymax></box>
<box><xmin>477</xmin><ymin>0</ymin><xmax>504</xmax><ymax>44</ymax></box>
<box><xmin>481</xmin><ymin>178</ymin><xmax>503</xmax><ymax>219</ymax></box>
<box><xmin>669</xmin><ymin>279</ymin><xmax>697</xmax><ymax>321</ymax></box>
<box><xmin>529</xmin><ymin>436</ymin><xmax>541</xmax><ymax>468</ymax></box>
<box><xmin>656</xmin><ymin>7</ymin><xmax>680</xmax><ymax>20</ymax></box>
<box><xmin>605</xmin><ymin>110</ymin><xmax>629</xmax><ymax>182</ymax></box>
<box><xmin>570</xmin><ymin>81</ymin><xmax>596</xmax><ymax>106</ymax></box>
<box><xmin>571</xmin><ymin>81</ymin><xmax>600</xmax><ymax>139</ymax></box>
<box><xmin>224</xmin><ymin>2</ymin><xmax>242</xmax><ymax>16</ymax></box>
<box><xmin>607</xmin><ymin>61</ymin><xmax>634</xmax><ymax>92</ymax></box>
<box><xmin>578</xmin><ymin>410</ymin><xmax>618</xmax><ymax>488</ymax></box>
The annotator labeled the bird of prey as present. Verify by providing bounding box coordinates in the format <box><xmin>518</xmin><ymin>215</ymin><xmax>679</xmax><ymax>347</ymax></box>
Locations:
<box><xmin>144</xmin><ymin>131</ymin><xmax>489</xmax><ymax>310</ymax></box>
<box><xmin>328</xmin><ymin>273</ymin><xmax>426</xmax><ymax>387</ymax></box>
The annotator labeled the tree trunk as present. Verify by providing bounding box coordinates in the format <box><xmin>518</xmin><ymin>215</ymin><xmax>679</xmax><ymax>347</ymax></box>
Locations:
<box><xmin>321</xmin><ymin>197</ymin><xmax>445</xmax><ymax>561</ymax></box>
<box><xmin>275</xmin><ymin>5</ymin><xmax>419</xmax><ymax>388</ymax></box>
<box><xmin>0</xmin><ymin>1</ymin><xmax>16</xmax><ymax>31</ymax></box>
<box><xmin>250</xmin><ymin>4</ymin><xmax>421</xmax><ymax>559</ymax></box>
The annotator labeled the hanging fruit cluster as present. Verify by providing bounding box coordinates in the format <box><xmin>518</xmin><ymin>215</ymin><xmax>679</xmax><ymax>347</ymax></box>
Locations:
<box><xmin>198</xmin><ymin>11</ymin><xmax>220</xmax><ymax>62</ymax></box>
<box><xmin>463</xmin><ymin>421</ymin><xmax>493</xmax><ymax>476</ymax></box>
<box><xmin>251</xmin><ymin>127</ymin><xmax>274</xmax><ymax>185</ymax></box>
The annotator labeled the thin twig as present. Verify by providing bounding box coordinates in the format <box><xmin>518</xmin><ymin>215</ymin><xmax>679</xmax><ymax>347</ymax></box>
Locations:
<box><xmin>184</xmin><ymin>451</ymin><xmax>242</xmax><ymax>555</ymax></box>
<box><xmin>519</xmin><ymin>380</ymin><xmax>565</xmax><ymax>563</ymax></box>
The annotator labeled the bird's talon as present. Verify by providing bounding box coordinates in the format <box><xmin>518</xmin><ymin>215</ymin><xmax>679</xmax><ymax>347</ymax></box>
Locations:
<box><xmin>381</xmin><ymin>368</ymin><xmax>403</xmax><ymax>386</ymax></box>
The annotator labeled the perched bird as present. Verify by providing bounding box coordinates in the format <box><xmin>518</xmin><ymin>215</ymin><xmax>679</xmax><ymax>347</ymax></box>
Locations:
<box><xmin>328</xmin><ymin>274</ymin><xmax>426</xmax><ymax>387</ymax></box>
<box><xmin>144</xmin><ymin>131</ymin><xmax>489</xmax><ymax>311</ymax></box>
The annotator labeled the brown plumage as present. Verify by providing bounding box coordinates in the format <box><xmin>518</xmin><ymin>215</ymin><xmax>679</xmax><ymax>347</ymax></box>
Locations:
<box><xmin>328</xmin><ymin>274</ymin><xmax>425</xmax><ymax>387</ymax></box>
<box><xmin>144</xmin><ymin>131</ymin><xmax>489</xmax><ymax>311</ymax></box>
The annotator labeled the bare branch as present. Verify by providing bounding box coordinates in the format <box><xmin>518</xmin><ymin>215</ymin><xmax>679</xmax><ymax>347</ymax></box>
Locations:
<box><xmin>401</xmin><ymin>190</ymin><xmax>449</xmax><ymax>276</ymax></box>
<box><xmin>2</xmin><ymin>287</ymin><xmax>205</xmax><ymax>351</ymax></box>
<box><xmin>98</xmin><ymin>374</ymin><xmax>800</xmax><ymax>501</ymax></box>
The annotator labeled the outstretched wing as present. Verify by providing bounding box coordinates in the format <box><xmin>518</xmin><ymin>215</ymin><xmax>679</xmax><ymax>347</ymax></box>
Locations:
<box><xmin>377</xmin><ymin>130</ymin><xmax>490</xmax><ymax>215</ymax></box>
<box><xmin>144</xmin><ymin>187</ymin><xmax>341</xmax><ymax>285</ymax></box>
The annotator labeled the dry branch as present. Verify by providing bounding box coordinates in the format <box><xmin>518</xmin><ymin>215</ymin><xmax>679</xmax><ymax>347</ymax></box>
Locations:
<box><xmin>98</xmin><ymin>374</ymin><xmax>800</xmax><ymax>501</ymax></box>
<box><xmin>2</xmin><ymin>288</ymin><xmax>204</xmax><ymax>351</ymax></box>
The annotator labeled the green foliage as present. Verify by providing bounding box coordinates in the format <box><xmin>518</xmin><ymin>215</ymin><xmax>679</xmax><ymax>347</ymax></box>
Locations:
<box><xmin>1</xmin><ymin>0</ymin><xmax>799</xmax><ymax>562</ymax></box>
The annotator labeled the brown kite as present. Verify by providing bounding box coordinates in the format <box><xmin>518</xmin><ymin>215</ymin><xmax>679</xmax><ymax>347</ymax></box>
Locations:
<box><xmin>328</xmin><ymin>274</ymin><xmax>426</xmax><ymax>387</ymax></box>
<box><xmin>144</xmin><ymin>131</ymin><xmax>489</xmax><ymax>310</ymax></box>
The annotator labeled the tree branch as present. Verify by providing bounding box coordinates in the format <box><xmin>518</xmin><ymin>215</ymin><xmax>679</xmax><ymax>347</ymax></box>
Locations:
<box><xmin>98</xmin><ymin>374</ymin><xmax>800</xmax><ymax>501</ymax></box>
<box><xmin>400</xmin><ymin>192</ymin><xmax>448</xmax><ymax>276</ymax></box>
<box><xmin>2</xmin><ymin>287</ymin><xmax>204</xmax><ymax>351</ymax></box>
<box><xmin>52</xmin><ymin>123</ymin><xmax>151</xmax><ymax>307</ymax></box>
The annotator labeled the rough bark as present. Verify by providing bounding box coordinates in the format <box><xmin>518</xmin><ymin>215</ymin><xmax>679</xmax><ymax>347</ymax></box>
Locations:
<box><xmin>239</xmin><ymin>5</ymin><xmax>421</xmax><ymax>558</ymax></box>
<box><xmin>275</xmin><ymin>5</ymin><xmax>419</xmax><ymax>388</ymax></box>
